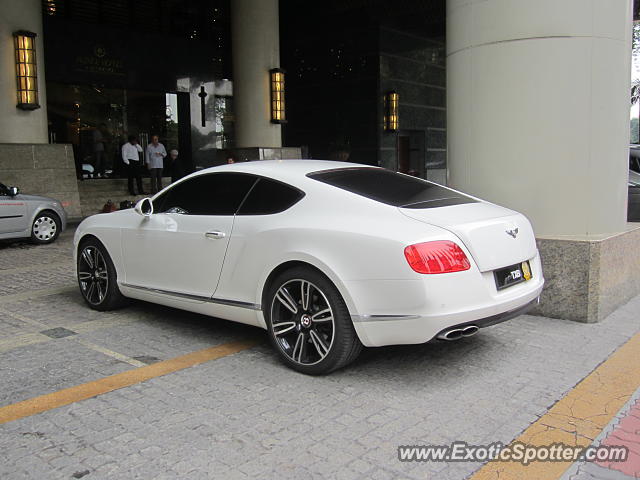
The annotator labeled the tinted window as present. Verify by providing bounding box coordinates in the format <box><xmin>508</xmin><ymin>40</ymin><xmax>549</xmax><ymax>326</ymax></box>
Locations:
<box><xmin>154</xmin><ymin>173</ymin><xmax>256</xmax><ymax>215</ymax></box>
<box><xmin>308</xmin><ymin>168</ymin><xmax>476</xmax><ymax>209</ymax></box>
<box><xmin>238</xmin><ymin>178</ymin><xmax>304</xmax><ymax>215</ymax></box>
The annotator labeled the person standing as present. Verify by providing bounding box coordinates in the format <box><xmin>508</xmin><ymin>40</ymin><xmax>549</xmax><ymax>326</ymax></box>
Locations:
<box><xmin>121</xmin><ymin>135</ymin><xmax>144</xmax><ymax>195</ymax></box>
<box><xmin>167</xmin><ymin>149</ymin><xmax>184</xmax><ymax>183</ymax></box>
<box><xmin>92</xmin><ymin>123</ymin><xmax>108</xmax><ymax>177</ymax></box>
<box><xmin>146</xmin><ymin>134</ymin><xmax>167</xmax><ymax>194</ymax></box>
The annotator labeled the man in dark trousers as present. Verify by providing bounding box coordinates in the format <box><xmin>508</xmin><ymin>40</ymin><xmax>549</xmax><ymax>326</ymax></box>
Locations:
<box><xmin>121</xmin><ymin>135</ymin><xmax>145</xmax><ymax>195</ymax></box>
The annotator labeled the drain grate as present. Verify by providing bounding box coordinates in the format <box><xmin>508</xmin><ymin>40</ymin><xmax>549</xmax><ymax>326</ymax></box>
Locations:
<box><xmin>40</xmin><ymin>327</ymin><xmax>77</xmax><ymax>339</ymax></box>
<box><xmin>133</xmin><ymin>355</ymin><xmax>161</xmax><ymax>364</ymax></box>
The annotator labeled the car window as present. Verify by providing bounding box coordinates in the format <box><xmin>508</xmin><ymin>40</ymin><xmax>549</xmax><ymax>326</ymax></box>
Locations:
<box><xmin>237</xmin><ymin>177</ymin><xmax>304</xmax><ymax>215</ymax></box>
<box><xmin>153</xmin><ymin>173</ymin><xmax>257</xmax><ymax>215</ymax></box>
<box><xmin>307</xmin><ymin>168</ymin><xmax>476</xmax><ymax>209</ymax></box>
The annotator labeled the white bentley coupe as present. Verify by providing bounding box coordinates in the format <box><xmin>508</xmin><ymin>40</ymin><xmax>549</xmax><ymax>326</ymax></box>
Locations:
<box><xmin>74</xmin><ymin>160</ymin><xmax>544</xmax><ymax>374</ymax></box>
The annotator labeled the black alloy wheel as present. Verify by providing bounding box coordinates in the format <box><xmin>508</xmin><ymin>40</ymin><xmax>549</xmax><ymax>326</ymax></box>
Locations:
<box><xmin>266</xmin><ymin>266</ymin><xmax>362</xmax><ymax>375</ymax></box>
<box><xmin>77</xmin><ymin>238</ymin><xmax>127</xmax><ymax>311</ymax></box>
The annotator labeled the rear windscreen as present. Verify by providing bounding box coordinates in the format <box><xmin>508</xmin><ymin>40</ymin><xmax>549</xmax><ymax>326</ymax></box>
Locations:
<box><xmin>307</xmin><ymin>168</ymin><xmax>477</xmax><ymax>209</ymax></box>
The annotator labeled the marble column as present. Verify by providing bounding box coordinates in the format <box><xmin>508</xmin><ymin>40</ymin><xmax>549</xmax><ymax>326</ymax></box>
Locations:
<box><xmin>231</xmin><ymin>0</ymin><xmax>282</xmax><ymax>148</ymax></box>
<box><xmin>447</xmin><ymin>0</ymin><xmax>632</xmax><ymax>237</ymax></box>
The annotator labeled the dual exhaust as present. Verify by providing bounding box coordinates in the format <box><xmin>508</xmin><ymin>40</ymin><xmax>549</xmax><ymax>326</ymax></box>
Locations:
<box><xmin>436</xmin><ymin>325</ymin><xmax>479</xmax><ymax>341</ymax></box>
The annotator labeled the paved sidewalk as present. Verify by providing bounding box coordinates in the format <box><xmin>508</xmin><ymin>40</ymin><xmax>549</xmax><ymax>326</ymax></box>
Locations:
<box><xmin>1</xmin><ymin>228</ymin><xmax>640</xmax><ymax>479</ymax></box>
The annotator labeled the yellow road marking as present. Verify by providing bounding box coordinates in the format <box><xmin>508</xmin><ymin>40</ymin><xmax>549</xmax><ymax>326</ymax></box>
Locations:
<box><xmin>0</xmin><ymin>308</ymin><xmax>139</xmax><ymax>355</ymax></box>
<box><xmin>73</xmin><ymin>338</ymin><xmax>147</xmax><ymax>368</ymax></box>
<box><xmin>470</xmin><ymin>332</ymin><xmax>640</xmax><ymax>480</ymax></box>
<box><xmin>0</xmin><ymin>260</ymin><xmax>71</xmax><ymax>275</ymax></box>
<box><xmin>0</xmin><ymin>307</ymin><xmax>48</xmax><ymax>329</ymax></box>
<box><xmin>0</xmin><ymin>285</ymin><xmax>76</xmax><ymax>305</ymax></box>
<box><xmin>0</xmin><ymin>332</ymin><xmax>50</xmax><ymax>352</ymax></box>
<box><xmin>71</xmin><ymin>315</ymin><xmax>137</xmax><ymax>334</ymax></box>
<box><xmin>0</xmin><ymin>339</ymin><xmax>260</xmax><ymax>425</ymax></box>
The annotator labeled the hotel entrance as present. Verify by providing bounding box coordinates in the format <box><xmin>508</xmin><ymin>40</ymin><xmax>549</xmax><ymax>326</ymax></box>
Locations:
<box><xmin>46</xmin><ymin>83</ymin><xmax>186</xmax><ymax>179</ymax></box>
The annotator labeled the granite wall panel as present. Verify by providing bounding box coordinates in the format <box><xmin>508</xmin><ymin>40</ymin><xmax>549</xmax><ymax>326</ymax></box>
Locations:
<box><xmin>533</xmin><ymin>226</ymin><xmax>640</xmax><ymax>322</ymax></box>
<box><xmin>0</xmin><ymin>144</ymin><xmax>82</xmax><ymax>219</ymax></box>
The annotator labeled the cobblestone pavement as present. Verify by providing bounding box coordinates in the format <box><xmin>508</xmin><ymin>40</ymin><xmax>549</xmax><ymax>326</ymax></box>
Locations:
<box><xmin>1</xmin><ymin>228</ymin><xmax>640</xmax><ymax>479</ymax></box>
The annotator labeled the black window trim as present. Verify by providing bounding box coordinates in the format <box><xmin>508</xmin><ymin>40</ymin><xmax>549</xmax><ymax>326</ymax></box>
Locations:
<box><xmin>152</xmin><ymin>172</ymin><xmax>258</xmax><ymax>216</ymax></box>
<box><xmin>153</xmin><ymin>171</ymin><xmax>305</xmax><ymax>216</ymax></box>
<box><xmin>306</xmin><ymin>167</ymin><xmax>476</xmax><ymax>209</ymax></box>
<box><xmin>235</xmin><ymin>175</ymin><xmax>306</xmax><ymax>216</ymax></box>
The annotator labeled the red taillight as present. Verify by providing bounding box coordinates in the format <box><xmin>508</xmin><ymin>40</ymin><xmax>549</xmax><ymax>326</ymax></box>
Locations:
<box><xmin>404</xmin><ymin>241</ymin><xmax>471</xmax><ymax>274</ymax></box>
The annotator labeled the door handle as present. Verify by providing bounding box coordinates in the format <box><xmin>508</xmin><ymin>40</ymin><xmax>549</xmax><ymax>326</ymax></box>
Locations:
<box><xmin>205</xmin><ymin>230</ymin><xmax>226</xmax><ymax>239</ymax></box>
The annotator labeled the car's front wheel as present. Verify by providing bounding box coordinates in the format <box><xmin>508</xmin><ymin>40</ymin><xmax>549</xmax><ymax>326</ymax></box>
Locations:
<box><xmin>265</xmin><ymin>266</ymin><xmax>362</xmax><ymax>375</ymax></box>
<box><xmin>77</xmin><ymin>238</ymin><xmax>127</xmax><ymax>311</ymax></box>
<box><xmin>31</xmin><ymin>211</ymin><xmax>61</xmax><ymax>244</ymax></box>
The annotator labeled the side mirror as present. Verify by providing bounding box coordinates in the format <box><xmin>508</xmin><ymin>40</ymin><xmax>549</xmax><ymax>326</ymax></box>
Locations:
<box><xmin>8</xmin><ymin>187</ymin><xmax>18</xmax><ymax>197</ymax></box>
<box><xmin>134</xmin><ymin>198</ymin><xmax>154</xmax><ymax>217</ymax></box>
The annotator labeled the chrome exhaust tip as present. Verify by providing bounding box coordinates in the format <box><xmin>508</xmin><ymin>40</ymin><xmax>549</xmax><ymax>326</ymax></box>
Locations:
<box><xmin>437</xmin><ymin>328</ymin><xmax>463</xmax><ymax>341</ymax></box>
<box><xmin>461</xmin><ymin>325</ymin><xmax>479</xmax><ymax>337</ymax></box>
<box><xmin>437</xmin><ymin>325</ymin><xmax>479</xmax><ymax>341</ymax></box>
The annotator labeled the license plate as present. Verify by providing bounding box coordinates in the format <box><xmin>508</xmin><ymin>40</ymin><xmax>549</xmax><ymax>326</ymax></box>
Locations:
<box><xmin>494</xmin><ymin>261</ymin><xmax>532</xmax><ymax>290</ymax></box>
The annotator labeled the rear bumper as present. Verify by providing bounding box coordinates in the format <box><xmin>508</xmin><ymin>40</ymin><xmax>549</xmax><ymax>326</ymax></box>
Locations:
<box><xmin>433</xmin><ymin>296</ymin><xmax>539</xmax><ymax>339</ymax></box>
<box><xmin>350</xmin><ymin>252</ymin><xmax>544</xmax><ymax>347</ymax></box>
<box><xmin>352</xmin><ymin>282</ymin><xmax>542</xmax><ymax>347</ymax></box>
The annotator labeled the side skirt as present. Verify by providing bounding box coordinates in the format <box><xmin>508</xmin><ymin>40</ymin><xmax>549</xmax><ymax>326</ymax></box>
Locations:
<box><xmin>119</xmin><ymin>283</ymin><xmax>265</xmax><ymax>329</ymax></box>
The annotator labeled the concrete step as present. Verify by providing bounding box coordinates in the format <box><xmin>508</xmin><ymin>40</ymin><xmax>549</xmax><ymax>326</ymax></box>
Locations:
<box><xmin>78</xmin><ymin>177</ymin><xmax>172</xmax><ymax>193</ymax></box>
<box><xmin>77</xmin><ymin>177</ymin><xmax>171</xmax><ymax>218</ymax></box>
<box><xmin>80</xmin><ymin>196</ymin><xmax>147</xmax><ymax>217</ymax></box>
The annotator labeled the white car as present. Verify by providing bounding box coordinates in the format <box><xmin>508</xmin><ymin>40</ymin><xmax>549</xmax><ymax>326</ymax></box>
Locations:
<box><xmin>74</xmin><ymin>160</ymin><xmax>544</xmax><ymax>374</ymax></box>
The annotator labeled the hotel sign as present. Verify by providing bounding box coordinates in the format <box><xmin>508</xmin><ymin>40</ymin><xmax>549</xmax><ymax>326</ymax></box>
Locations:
<box><xmin>74</xmin><ymin>45</ymin><xmax>124</xmax><ymax>77</ymax></box>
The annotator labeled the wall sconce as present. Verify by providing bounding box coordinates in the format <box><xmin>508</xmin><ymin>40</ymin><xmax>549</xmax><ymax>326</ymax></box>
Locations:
<box><xmin>384</xmin><ymin>91</ymin><xmax>399</xmax><ymax>132</ymax></box>
<box><xmin>13</xmin><ymin>31</ymin><xmax>40</xmax><ymax>110</ymax></box>
<box><xmin>270</xmin><ymin>68</ymin><xmax>286</xmax><ymax>124</ymax></box>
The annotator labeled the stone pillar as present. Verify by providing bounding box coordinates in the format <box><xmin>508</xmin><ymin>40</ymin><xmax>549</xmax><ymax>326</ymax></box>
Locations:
<box><xmin>231</xmin><ymin>0</ymin><xmax>282</xmax><ymax>148</ymax></box>
<box><xmin>447</xmin><ymin>0</ymin><xmax>637</xmax><ymax>323</ymax></box>
<box><xmin>0</xmin><ymin>0</ymin><xmax>48</xmax><ymax>143</ymax></box>
<box><xmin>447</xmin><ymin>0</ymin><xmax>632</xmax><ymax>237</ymax></box>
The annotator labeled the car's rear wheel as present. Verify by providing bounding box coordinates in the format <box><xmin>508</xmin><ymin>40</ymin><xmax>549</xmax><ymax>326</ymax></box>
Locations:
<box><xmin>31</xmin><ymin>211</ymin><xmax>60</xmax><ymax>244</ymax></box>
<box><xmin>77</xmin><ymin>238</ymin><xmax>127</xmax><ymax>311</ymax></box>
<box><xmin>265</xmin><ymin>266</ymin><xmax>362</xmax><ymax>375</ymax></box>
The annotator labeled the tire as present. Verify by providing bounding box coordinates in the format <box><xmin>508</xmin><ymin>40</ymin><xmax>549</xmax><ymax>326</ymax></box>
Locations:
<box><xmin>265</xmin><ymin>266</ymin><xmax>362</xmax><ymax>375</ymax></box>
<box><xmin>30</xmin><ymin>211</ymin><xmax>61</xmax><ymax>244</ymax></box>
<box><xmin>77</xmin><ymin>238</ymin><xmax>128</xmax><ymax>311</ymax></box>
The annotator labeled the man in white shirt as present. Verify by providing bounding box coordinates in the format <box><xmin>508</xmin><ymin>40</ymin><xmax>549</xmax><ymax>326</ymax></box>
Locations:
<box><xmin>121</xmin><ymin>135</ymin><xmax>144</xmax><ymax>195</ymax></box>
<box><xmin>146</xmin><ymin>134</ymin><xmax>167</xmax><ymax>193</ymax></box>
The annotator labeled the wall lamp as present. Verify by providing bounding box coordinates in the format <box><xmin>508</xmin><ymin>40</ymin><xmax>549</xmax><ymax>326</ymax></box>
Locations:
<box><xmin>13</xmin><ymin>30</ymin><xmax>40</xmax><ymax>110</ymax></box>
<box><xmin>384</xmin><ymin>91</ymin><xmax>399</xmax><ymax>132</ymax></box>
<box><xmin>270</xmin><ymin>68</ymin><xmax>286</xmax><ymax>124</ymax></box>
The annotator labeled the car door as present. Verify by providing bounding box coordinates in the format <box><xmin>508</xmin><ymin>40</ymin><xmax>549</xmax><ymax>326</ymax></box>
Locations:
<box><xmin>121</xmin><ymin>172</ymin><xmax>257</xmax><ymax>298</ymax></box>
<box><xmin>0</xmin><ymin>183</ymin><xmax>28</xmax><ymax>234</ymax></box>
